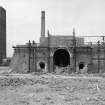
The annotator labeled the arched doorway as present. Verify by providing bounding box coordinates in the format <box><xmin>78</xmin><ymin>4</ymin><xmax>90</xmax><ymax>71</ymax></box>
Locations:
<box><xmin>78</xmin><ymin>62</ymin><xmax>85</xmax><ymax>70</ymax></box>
<box><xmin>53</xmin><ymin>49</ymin><xmax>70</xmax><ymax>67</ymax></box>
<box><xmin>39</xmin><ymin>62</ymin><xmax>45</xmax><ymax>69</ymax></box>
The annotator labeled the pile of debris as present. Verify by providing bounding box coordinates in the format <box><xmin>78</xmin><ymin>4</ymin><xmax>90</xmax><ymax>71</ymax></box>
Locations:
<box><xmin>54</xmin><ymin>66</ymin><xmax>71</xmax><ymax>74</ymax></box>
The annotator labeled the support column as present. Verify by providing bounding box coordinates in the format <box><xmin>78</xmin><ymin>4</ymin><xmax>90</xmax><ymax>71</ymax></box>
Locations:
<box><xmin>32</xmin><ymin>40</ymin><xmax>35</xmax><ymax>72</ymax></box>
<box><xmin>73</xmin><ymin>28</ymin><xmax>76</xmax><ymax>72</ymax></box>
<box><xmin>35</xmin><ymin>46</ymin><xmax>37</xmax><ymax>72</ymax></box>
<box><xmin>97</xmin><ymin>41</ymin><xmax>100</xmax><ymax>73</ymax></box>
<box><xmin>28</xmin><ymin>40</ymin><xmax>31</xmax><ymax>73</ymax></box>
<box><xmin>49</xmin><ymin>52</ymin><xmax>54</xmax><ymax>72</ymax></box>
<box><xmin>47</xmin><ymin>30</ymin><xmax>51</xmax><ymax>72</ymax></box>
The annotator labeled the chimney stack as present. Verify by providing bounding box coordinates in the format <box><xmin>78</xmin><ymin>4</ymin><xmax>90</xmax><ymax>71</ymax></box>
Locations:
<box><xmin>41</xmin><ymin>11</ymin><xmax>45</xmax><ymax>37</ymax></box>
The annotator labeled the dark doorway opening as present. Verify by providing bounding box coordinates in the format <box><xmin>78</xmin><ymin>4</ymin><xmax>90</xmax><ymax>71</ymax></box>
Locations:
<box><xmin>39</xmin><ymin>62</ymin><xmax>45</xmax><ymax>69</ymax></box>
<box><xmin>53</xmin><ymin>49</ymin><xmax>70</xmax><ymax>67</ymax></box>
<box><xmin>79</xmin><ymin>62</ymin><xmax>85</xmax><ymax>69</ymax></box>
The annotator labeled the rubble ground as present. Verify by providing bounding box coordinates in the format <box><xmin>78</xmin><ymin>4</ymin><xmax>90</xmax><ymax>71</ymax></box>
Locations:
<box><xmin>0</xmin><ymin>71</ymin><xmax>105</xmax><ymax>105</ymax></box>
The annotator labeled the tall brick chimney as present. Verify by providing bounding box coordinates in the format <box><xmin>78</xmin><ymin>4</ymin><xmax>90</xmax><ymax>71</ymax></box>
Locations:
<box><xmin>40</xmin><ymin>11</ymin><xmax>46</xmax><ymax>44</ymax></box>
<box><xmin>41</xmin><ymin>11</ymin><xmax>45</xmax><ymax>37</ymax></box>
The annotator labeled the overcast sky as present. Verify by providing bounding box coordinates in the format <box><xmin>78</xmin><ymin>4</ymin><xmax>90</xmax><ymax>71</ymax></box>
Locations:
<box><xmin>0</xmin><ymin>0</ymin><xmax>105</xmax><ymax>57</ymax></box>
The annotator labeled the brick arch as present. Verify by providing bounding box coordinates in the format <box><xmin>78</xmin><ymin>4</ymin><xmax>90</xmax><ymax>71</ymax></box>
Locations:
<box><xmin>53</xmin><ymin>48</ymin><xmax>70</xmax><ymax>67</ymax></box>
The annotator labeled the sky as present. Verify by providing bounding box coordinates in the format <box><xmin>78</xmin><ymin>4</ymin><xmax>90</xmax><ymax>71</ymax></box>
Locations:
<box><xmin>0</xmin><ymin>0</ymin><xmax>105</xmax><ymax>57</ymax></box>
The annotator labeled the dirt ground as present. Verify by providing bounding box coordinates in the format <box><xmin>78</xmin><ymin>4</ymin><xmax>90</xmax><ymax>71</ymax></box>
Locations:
<box><xmin>0</xmin><ymin>72</ymin><xmax>105</xmax><ymax>105</ymax></box>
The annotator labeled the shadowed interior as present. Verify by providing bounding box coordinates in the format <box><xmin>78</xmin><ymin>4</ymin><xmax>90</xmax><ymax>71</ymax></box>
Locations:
<box><xmin>53</xmin><ymin>49</ymin><xmax>70</xmax><ymax>67</ymax></box>
<box><xmin>79</xmin><ymin>62</ymin><xmax>85</xmax><ymax>69</ymax></box>
<box><xmin>39</xmin><ymin>62</ymin><xmax>45</xmax><ymax>69</ymax></box>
